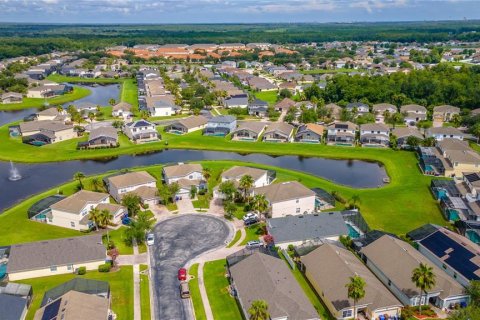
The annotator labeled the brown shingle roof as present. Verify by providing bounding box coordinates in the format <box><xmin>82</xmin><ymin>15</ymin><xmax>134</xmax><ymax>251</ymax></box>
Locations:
<box><xmin>221</xmin><ymin>166</ymin><xmax>268</xmax><ymax>181</ymax></box>
<box><xmin>264</xmin><ymin>122</ymin><xmax>294</xmax><ymax>136</ymax></box>
<box><xmin>254</xmin><ymin>181</ymin><xmax>314</xmax><ymax>203</ymax></box>
<box><xmin>174</xmin><ymin>115</ymin><xmax>208</xmax><ymax>129</ymax></box>
<box><xmin>107</xmin><ymin>171</ymin><xmax>156</xmax><ymax>190</ymax></box>
<box><xmin>19</xmin><ymin>120</ymin><xmax>73</xmax><ymax>133</ymax></box>
<box><xmin>50</xmin><ymin>190</ymin><xmax>109</xmax><ymax>214</ymax></box>
<box><xmin>233</xmin><ymin>121</ymin><xmax>268</xmax><ymax>135</ymax></box>
<box><xmin>163</xmin><ymin>163</ymin><xmax>203</xmax><ymax>178</ymax></box>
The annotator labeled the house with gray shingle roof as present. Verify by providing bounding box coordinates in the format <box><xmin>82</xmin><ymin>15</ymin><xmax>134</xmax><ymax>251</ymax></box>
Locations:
<box><xmin>231</xmin><ymin>121</ymin><xmax>267</xmax><ymax>141</ymax></box>
<box><xmin>162</xmin><ymin>163</ymin><xmax>205</xmax><ymax>196</ymax></box>
<box><xmin>427</xmin><ymin>127</ymin><xmax>465</xmax><ymax>142</ymax></box>
<box><xmin>19</xmin><ymin>120</ymin><xmax>76</xmax><ymax>145</ymax></box>
<box><xmin>123</xmin><ymin>119</ymin><xmax>159</xmax><ymax>143</ymax></box>
<box><xmin>7</xmin><ymin>235</ymin><xmax>106</xmax><ymax>281</ymax></box>
<box><xmin>400</xmin><ymin>104</ymin><xmax>427</xmax><ymax>125</ymax></box>
<box><xmin>164</xmin><ymin>115</ymin><xmax>208</xmax><ymax>134</ymax></box>
<box><xmin>262</xmin><ymin>122</ymin><xmax>294</xmax><ymax>142</ymax></box>
<box><xmin>229</xmin><ymin>252</ymin><xmax>319</xmax><ymax>320</ymax></box>
<box><xmin>360</xmin><ymin>123</ymin><xmax>390</xmax><ymax>147</ymax></box>
<box><xmin>106</xmin><ymin>171</ymin><xmax>157</xmax><ymax>205</ymax></box>
<box><xmin>392</xmin><ymin>127</ymin><xmax>423</xmax><ymax>148</ymax></box>
<box><xmin>204</xmin><ymin>115</ymin><xmax>237</xmax><ymax>136</ymax></box>
<box><xmin>81</xmin><ymin>126</ymin><xmax>118</xmax><ymax>149</ymax></box>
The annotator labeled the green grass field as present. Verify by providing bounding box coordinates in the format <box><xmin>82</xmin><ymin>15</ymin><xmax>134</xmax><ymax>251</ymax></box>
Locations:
<box><xmin>240</xmin><ymin>223</ymin><xmax>266</xmax><ymax>245</ymax></box>
<box><xmin>0</xmin><ymin>86</ymin><xmax>91</xmax><ymax>111</ymax></box>
<box><xmin>139</xmin><ymin>264</ymin><xmax>151</xmax><ymax>320</ymax></box>
<box><xmin>254</xmin><ymin>90</ymin><xmax>278</xmax><ymax>105</ymax></box>
<box><xmin>189</xmin><ymin>264</ymin><xmax>207</xmax><ymax>320</ymax></box>
<box><xmin>203</xmin><ymin>259</ymin><xmax>242</xmax><ymax>320</ymax></box>
<box><xmin>18</xmin><ymin>266</ymin><xmax>133</xmax><ymax>320</ymax></box>
<box><xmin>227</xmin><ymin>230</ymin><xmax>242</xmax><ymax>248</ymax></box>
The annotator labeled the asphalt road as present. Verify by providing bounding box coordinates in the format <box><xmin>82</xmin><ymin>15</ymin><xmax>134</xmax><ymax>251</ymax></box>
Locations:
<box><xmin>149</xmin><ymin>214</ymin><xmax>231</xmax><ymax>320</ymax></box>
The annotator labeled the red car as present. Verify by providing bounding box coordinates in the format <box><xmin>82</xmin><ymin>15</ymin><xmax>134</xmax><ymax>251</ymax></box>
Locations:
<box><xmin>178</xmin><ymin>268</ymin><xmax>187</xmax><ymax>281</ymax></box>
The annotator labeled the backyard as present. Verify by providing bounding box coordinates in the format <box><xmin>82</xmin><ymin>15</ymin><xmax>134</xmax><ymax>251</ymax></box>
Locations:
<box><xmin>17</xmin><ymin>266</ymin><xmax>133</xmax><ymax>320</ymax></box>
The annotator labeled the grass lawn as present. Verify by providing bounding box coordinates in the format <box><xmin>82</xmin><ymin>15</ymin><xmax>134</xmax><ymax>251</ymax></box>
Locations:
<box><xmin>227</xmin><ymin>230</ymin><xmax>242</xmax><ymax>248</ymax></box>
<box><xmin>103</xmin><ymin>227</ymin><xmax>133</xmax><ymax>255</ymax></box>
<box><xmin>0</xmin><ymin>86</ymin><xmax>91</xmax><ymax>111</ymax></box>
<box><xmin>279</xmin><ymin>251</ymin><xmax>334</xmax><ymax>320</ymax></box>
<box><xmin>204</xmin><ymin>259</ymin><xmax>242</xmax><ymax>320</ymax></box>
<box><xmin>241</xmin><ymin>223</ymin><xmax>266</xmax><ymax>245</ymax></box>
<box><xmin>147</xmin><ymin>114</ymin><xmax>187</xmax><ymax>122</ymax></box>
<box><xmin>188</xmin><ymin>263</ymin><xmax>207</xmax><ymax>320</ymax></box>
<box><xmin>139</xmin><ymin>264</ymin><xmax>151</xmax><ymax>320</ymax></box>
<box><xmin>0</xmin><ymin>159</ymin><xmax>446</xmax><ymax>247</ymax></box>
<box><xmin>192</xmin><ymin>194</ymin><xmax>210</xmax><ymax>210</ymax></box>
<box><xmin>254</xmin><ymin>90</ymin><xmax>278</xmax><ymax>106</ymax></box>
<box><xmin>18</xmin><ymin>266</ymin><xmax>133</xmax><ymax>320</ymax></box>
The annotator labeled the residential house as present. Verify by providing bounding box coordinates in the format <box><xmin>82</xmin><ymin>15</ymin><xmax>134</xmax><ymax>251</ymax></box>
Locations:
<box><xmin>408</xmin><ymin>225</ymin><xmax>480</xmax><ymax>288</ymax></box>
<box><xmin>359</xmin><ymin>123</ymin><xmax>390</xmax><ymax>147</ymax></box>
<box><xmin>81</xmin><ymin>127</ymin><xmax>118</xmax><ymax>149</ymax></box>
<box><xmin>326</xmin><ymin>121</ymin><xmax>357</xmax><ymax>146</ymax></box>
<box><xmin>266</xmin><ymin>211</ymin><xmax>349</xmax><ymax>249</ymax></box>
<box><xmin>427</xmin><ymin>127</ymin><xmax>465</xmax><ymax>142</ymax></box>
<box><xmin>372</xmin><ymin>103</ymin><xmax>397</xmax><ymax>123</ymax></box>
<box><xmin>214</xmin><ymin>166</ymin><xmax>274</xmax><ymax>199</ymax></box>
<box><xmin>162</xmin><ymin>163</ymin><xmax>205</xmax><ymax>196</ymax></box>
<box><xmin>123</xmin><ymin>119</ymin><xmax>159</xmax><ymax>143</ymax></box>
<box><xmin>248</xmin><ymin>99</ymin><xmax>269</xmax><ymax>117</ymax></box>
<box><xmin>253</xmin><ymin>181</ymin><xmax>316</xmax><ymax>218</ymax></box>
<box><xmin>433</xmin><ymin>105</ymin><xmax>460</xmax><ymax>127</ymax></box>
<box><xmin>360</xmin><ymin>235</ymin><xmax>469</xmax><ymax>309</ymax></box>
<box><xmin>204</xmin><ymin>115</ymin><xmax>237</xmax><ymax>136</ymax></box>
<box><xmin>164</xmin><ymin>116</ymin><xmax>208</xmax><ymax>134</ymax></box>
<box><xmin>301</xmin><ymin>243</ymin><xmax>402</xmax><ymax>320</ymax></box>
<box><xmin>392</xmin><ymin>127</ymin><xmax>424</xmax><ymax>148</ymax></box>
<box><xmin>262</xmin><ymin>122</ymin><xmax>294</xmax><ymax>143</ymax></box>
<box><xmin>146</xmin><ymin>96</ymin><xmax>179</xmax><ymax>117</ymax></box>
<box><xmin>75</xmin><ymin>102</ymin><xmax>98</xmax><ymax>118</ymax></box>
<box><xmin>278</xmin><ymin>81</ymin><xmax>298</xmax><ymax>95</ymax></box>
<box><xmin>6</xmin><ymin>235</ymin><xmax>106</xmax><ymax>281</ymax></box>
<box><xmin>106</xmin><ymin>171</ymin><xmax>158</xmax><ymax>206</ymax></box>
<box><xmin>346</xmin><ymin>102</ymin><xmax>369</xmax><ymax>116</ymax></box>
<box><xmin>274</xmin><ymin>98</ymin><xmax>295</xmax><ymax>112</ymax></box>
<box><xmin>26</xmin><ymin>84</ymin><xmax>71</xmax><ymax>98</ymax></box>
<box><xmin>228</xmin><ymin>252</ymin><xmax>319</xmax><ymax>320</ymax></box>
<box><xmin>1</xmin><ymin>92</ymin><xmax>23</xmax><ymax>104</ymax></box>
<box><xmin>295</xmin><ymin>123</ymin><xmax>324</xmax><ymax>143</ymax></box>
<box><xmin>400</xmin><ymin>104</ymin><xmax>427</xmax><ymax>125</ymax></box>
<box><xmin>19</xmin><ymin>121</ymin><xmax>76</xmax><ymax>145</ymax></box>
<box><xmin>231</xmin><ymin>121</ymin><xmax>267</xmax><ymax>141</ymax></box>
<box><xmin>224</xmin><ymin>95</ymin><xmax>249</xmax><ymax>109</ymax></box>
<box><xmin>325</xmin><ymin>103</ymin><xmax>342</xmax><ymax>120</ymax></box>
<box><xmin>111</xmin><ymin>102</ymin><xmax>133</xmax><ymax>119</ymax></box>
<box><xmin>0</xmin><ymin>293</ymin><xmax>28</xmax><ymax>320</ymax></box>
<box><xmin>35</xmin><ymin>107</ymin><xmax>69</xmax><ymax>122</ymax></box>
<box><xmin>247</xmin><ymin>77</ymin><xmax>276</xmax><ymax>91</ymax></box>
<box><xmin>437</xmin><ymin>139</ymin><xmax>480</xmax><ymax>177</ymax></box>
<box><xmin>49</xmin><ymin>190</ymin><xmax>111</xmax><ymax>230</ymax></box>
<box><xmin>34</xmin><ymin>278</ymin><xmax>109</xmax><ymax>320</ymax></box>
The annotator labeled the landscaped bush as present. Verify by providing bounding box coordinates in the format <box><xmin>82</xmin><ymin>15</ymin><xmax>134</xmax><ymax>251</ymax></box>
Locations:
<box><xmin>332</xmin><ymin>191</ymin><xmax>347</xmax><ymax>204</ymax></box>
<box><xmin>107</xmin><ymin>240</ymin><xmax>115</xmax><ymax>250</ymax></box>
<box><xmin>98</xmin><ymin>263</ymin><xmax>111</xmax><ymax>273</ymax></box>
<box><xmin>77</xmin><ymin>266</ymin><xmax>87</xmax><ymax>275</ymax></box>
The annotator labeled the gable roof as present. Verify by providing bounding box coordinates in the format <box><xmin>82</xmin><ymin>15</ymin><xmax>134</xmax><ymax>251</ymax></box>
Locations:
<box><xmin>361</xmin><ymin>235</ymin><xmax>465</xmax><ymax>299</ymax></box>
<box><xmin>50</xmin><ymin>190</ymin><xmax>109</xmax><ymax>214</ymax></box>
<box><xmin>173</xmin><ymin>115</ymin><xmax>208</xmax><ymax>129</ymax></box>
<box><xmin>360</xmin><ymin>123</ymin><xmax>389</xmax><ymax>132</ymax></box>
<box><xmin>392</xmin><ymin>127</ymin><xmax>423</xmax><ymax>139</ymax></box>
<box><xmin>297</xmin><ymin>123</ymin><xmax>324</xmax><ymax>136</ymax></box>
<box><xmin>264</xmin><ymin>122</ymin><xmax>294</xmax><ymax>136</ymax></box>
<box><xmin>372</xmin><ymin>103</ymin><xmax>397</xmax><ymax>112</ymax></box>
<box><xmin>163</xmin><ymin>163</ymin><xmax>203</xmax><ymax>178</ymax></box>
<box><xmin>327</xmin><ymin>121</ymin><xmax>357</xmax><ymax>131</ymax></box>
<box><xmin>233</xmin><ymin>121</ymin><xmax>267</xmax><ymax>135</ymax></box>
<box><xmin>267</xmin><ymin>211</ymin><xmax>349</xmax><ymax>243</ymax></box>
<box><xmin>0</xmin><ymin>293</ymin><xmax>27</xmax><ymax>320</ymax></box>
<box><xmin>107</xmin><ymin>171</ymin><xmax>156</xmax><ymax>189</ymax></box>
<box><xmin>7</xmin><ymin>235</ymin><xmax>105</xmax><ymax>273</ymax></box>
<box><xmin>254</xmin><ymin>181</ymin><xmax>314</xmax><ymax>203</ymax></box>
<box><xmin>125</xmin><ymin>119</ymin><xmax>155</xmax><ymax>128</ymax></box>
<box><xmin>433</xmin><ymin>105</ymin><xmax>460</xmax><ymax>114</ymax></box>
<box><xmin>275</xmin><ymin>98</ymin><xmax>296</xmax><ymax>110</ymax></box>
<box><xmin>302</xmin><ymin>243</ymin><xmax>401</xmax><ymax>312</ymax></box>
<box><xmin>230</xmin><ymin>252</ymin><xmax>319</xmax><ymax>320</ymax></box>
<box><xmin>112</xmin><ymin>101</ymin><xmax>132</xmax><ymax>112</ymax></box>
<box><xmin>89</xmin><ymin>126</ymin><xmax>118</xmax><ymax>141</ymax></box>
<box><xmin>428</xmin><ymin>127</ymin><xmax>464</xmax><ymax>136</ymax></box>
<box><xmin>221</xmin><ymin>166</ymin><xmax>268</xmax><ymax>182</ymax></box>
<box><xmin>208</xmin><ymin>115</ymin><xmax>236</xmax><ymax>124</ymax></box>
<box><xmin>19</xmin><ymin>120</ymin><xmax>73</xmax><ymax>133</ymax></box>
<box><xmin>400</xmin><ymin>104</ymin><xmax>427</xmax><ymax>113</ymax></box>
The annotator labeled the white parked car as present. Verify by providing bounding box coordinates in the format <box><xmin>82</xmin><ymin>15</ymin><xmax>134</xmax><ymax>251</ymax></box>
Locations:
<box><xmin>246</xmin><ymin>240</ymin><xmax>262</xmax><ymax>249</ymax></box>
<box><xmin>146</xmin><ymin>233</ymin><xmax>155</xmax><ymax>246</ymax></box>
<box><xmin>242</xmin><ymin>212</ymin><xmax>258</xmax><ymax>222</ymax></box>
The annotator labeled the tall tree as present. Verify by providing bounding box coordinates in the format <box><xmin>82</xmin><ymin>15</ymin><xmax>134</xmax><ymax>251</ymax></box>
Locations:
<box><xmin>73</xmin><ymin>171</ymin><xmax>85</xmax><ymax>189</ymax></box>
<box><xmin>248</xmin><ymin>300</ymin><xmax>270</xmax><ymax>320</ymax></box>
<box><xmin>109</xmin><ymin>98</ymin><xmax>116</xmax><ymax>106</ymax></box>
<box><xmin>239</xmin><ymin>175</ymin><xmax>254</xmax><ymax>202</ymax></box>
<box><xmin>202</xmin><ymin>167</ymin><xmax>211</xmax><ymax>181</ymax></box>
<box><xmin>346</xmin><ymin>275</ymin><xmax>366</xmax><ymax>320</ymax></box>
<box><xmin>88</xmin><ymin>208</ymin><xmax>101</xmax><ymax>231</ymax></box>
<box><xmin>90</xmin><ymin>177</ymin><xmax>103</xmax><ymax>192</ymax></box>
<box><xmin>219</xmin><ymin>181</ymin><xmax>236</xmax><ymax>202</ymax></box>
<box><xmin>251</xmin><ymin>194</ymin><xmax>269</xmax><ymax>219</ymax></box>
<box><xmin>412</xmin><ymin>263</ymin><xmax>436</xmax><ymax>314</ymax></box>
<box><xmin>121</xmin><ymin>193</ymin><xmax>142</xmax><ymax>217</ymax></box>
<box><xmin>98</xmin><ymin>209</ymin><xmax>113</xmax><ymax>228</ymax></box>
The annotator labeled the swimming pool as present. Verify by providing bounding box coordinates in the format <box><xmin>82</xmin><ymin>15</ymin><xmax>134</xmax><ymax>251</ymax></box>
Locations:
<box><xmin>347</xmin><ymin>224</ymin><xmax>361</xmax><ymax>238</ymax></box>
<box><xmin>0</xmin><ymin>263</ymin><xmax>7</xmax><ymax>280</ymax></box>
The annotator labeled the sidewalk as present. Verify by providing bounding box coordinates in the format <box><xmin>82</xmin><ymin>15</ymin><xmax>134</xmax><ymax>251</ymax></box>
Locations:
<box><xmin>132</xmin><ymin>241</ymin><xmax>141</xmax><ymax>320</ymax></box>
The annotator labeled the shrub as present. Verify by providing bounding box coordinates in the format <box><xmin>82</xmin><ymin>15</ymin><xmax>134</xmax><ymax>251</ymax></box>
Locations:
<box><xmin>98</xmin><ymin>263</ymin><xmax>111</xmax><ymax>273</ymax></box>
<box><xmin>77</xmin><ymin>266</ymin><xmax>87</xmax><ymax>275</ymax></box>
<box><xmin>107</xmin><ymin>240</ymin><xmax>116</xmax><ymax>250</ymax></box>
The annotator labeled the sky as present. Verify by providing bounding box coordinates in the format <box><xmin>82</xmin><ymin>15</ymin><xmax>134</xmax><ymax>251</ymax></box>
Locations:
<box><xmin>0</xmin><ymin>0</ymin><xmax>479</xmax><ymax>24</ymax></box>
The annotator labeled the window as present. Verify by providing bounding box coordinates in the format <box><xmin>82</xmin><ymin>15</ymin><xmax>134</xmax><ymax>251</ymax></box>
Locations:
<box><xmin>67</xmin><ymin>264</ymin><xmax>73</xmax><ymax>271</ymax></box>
<box><xmin>342</xmin><ymin>310</ymin><xmax>353</xmax><ymax>318</ymax></box>
<box><xmin>296</xmin><ymin>198</ymin><xmax>299</xmax><ymax>203</ymax></box>
<box><xmin>454</xmin><ymin>272</ymin><xmax>457</xmax><ymax>279</ymax></box>
<box><xmin>442</xmin><ymin>264</ymin><xmax>447</xmax><ymax>270</ymax></box>
<box><xmin>388</xmin><ymin>280</ymin><xmax>392</xmax><ymax>286</ymax></box>
<box><xmin>50</xmin><ymin>265</ymin><xmax>57</xmax><ymax>272</ymax></box>
<box><xmin>189</xmin><ymin>175</ymin><xmax>193</xmax><ymax>180</ymax></box>
<box><xmin>296</xmin><ymin>208</ymin><xmax>300</xmax><ymax>213</ymax></box>
<box><xmin>70</xmin><ymin>222</ymin><xmax>75</xmax><ymax>228</ymax></box>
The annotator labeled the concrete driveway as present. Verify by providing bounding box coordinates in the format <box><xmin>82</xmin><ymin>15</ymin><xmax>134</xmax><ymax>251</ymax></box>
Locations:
<box><xmin>149</xmin><ymin>214</ymin><xmax>232</xmax><ymax>320</ymax></box>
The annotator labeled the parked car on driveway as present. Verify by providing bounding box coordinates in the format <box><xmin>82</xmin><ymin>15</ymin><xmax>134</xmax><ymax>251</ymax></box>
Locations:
<box><xmin>242</xmin><ymin>212</ymin><xmax>258</xmax><ymax>221</ymax></box>
<box><xmin>246</xmin><ymin>240</ymin><xmax>263</xmax><ymax>249</ymax></box>
<box><xmin>179</xmin><ymin>281</ymin><xmax>190</xmax><ymax>298</ymax></box>
<box><xmin>146</xmin><ymin>233</ymin><xmax>155</xmax><ymax>246</ymax></box>
<box><xmin>178</xmin><ymin>268</ymin><xmax>187</xmax><ymax>281</ymax></box>
<box><xmin>244</xmin><ymin>218</ymin><xmax>258</xmax><ymax>227</ymax></box>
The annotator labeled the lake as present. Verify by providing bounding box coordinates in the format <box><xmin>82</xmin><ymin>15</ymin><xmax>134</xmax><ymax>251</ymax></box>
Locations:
<box><xmin>0</xmin><ymin>83</ymin><xmax>120</xmax><ymax>125</ymax></box>
<box><xmin>0</xmin><ymin>149</ymin><xmax>388</xmax><ymax>212</ymax></box>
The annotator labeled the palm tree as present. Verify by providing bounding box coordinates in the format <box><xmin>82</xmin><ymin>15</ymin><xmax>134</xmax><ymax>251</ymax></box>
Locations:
<box><xmin>109</xmin><ymin>98</ymin><xmax>116</xmax><ymax>106</ymax></box>
<box><xmin>251</xmin><ymin>194</ymin><xmax>269</xmax><ymax>219</ymax></box>
<box><xmin>91</xmin><ymin>177</ymin><xmax>103</xmax><ymax>191</ymax></box>
<box><xmin>248</xmin><ymin>300</ymin><xmax>270</xmax><ymax>320</ymax></box>
<box><xmin>88</xmin><ymin>112</ymin><xmax>95</xmax><ymax>123</ymax></box>
<box><xmin>73</xmin><ymin>172</ymin><xmax>85</xmax><ymax>189</ymax></box>
<box><xmin>350</xmin><ymin>194</ymin><xmax>361</xmax><ymax>210</ymax></box>
<box><xmin>202</xmin><ymin>167</ymin><xmax>211</xmax><ymax>182</ymax></box>
<box><xmin>412</xmin><ymin>263</ymin><xmax>436</xmax><ymax>314</ymax></box>
<box><xmin>239</xmin><ymin>175</ymin><xmax>254</xmax><ymax>202</ymax></box>
<box><xmin>88</xmin><ymin>208</ymin><xmax>101</xmax><ymax>231</ymax></box>
<box><xmin>98</xmin><ymin>209</ymin><xmax>113</xmax><ymax>228</ymax></box>
<box><xmin>121</xmin><ymin>193</ymin><xmax>142</xmax><ymax>217</ymax></box>
<box><xmin>56</xmin><ymin>105</ymin><xmax>64</xmax><ymax>113</ymax></box>
<box><xmin>346</xmin><ymin>275</ymin><xmax>366</xmax><ymax>320</ymax></box>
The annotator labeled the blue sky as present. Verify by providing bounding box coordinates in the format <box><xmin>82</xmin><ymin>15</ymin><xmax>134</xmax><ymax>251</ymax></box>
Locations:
<box><xmin>0</xmin><ymin>0</ymin><xmax>478</xmax><ymax>23</ymax></box>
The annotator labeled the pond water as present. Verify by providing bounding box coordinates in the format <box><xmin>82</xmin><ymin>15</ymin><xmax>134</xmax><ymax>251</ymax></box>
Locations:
<box><xmin>0</xmin><ymin>83</ymin><xmax>120</xmax><ymax>125</ymax></box>
<box><xmin>0</xmin><ymin>149</ymin><xmax>388</xmax><ymax>212</ymax></box>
